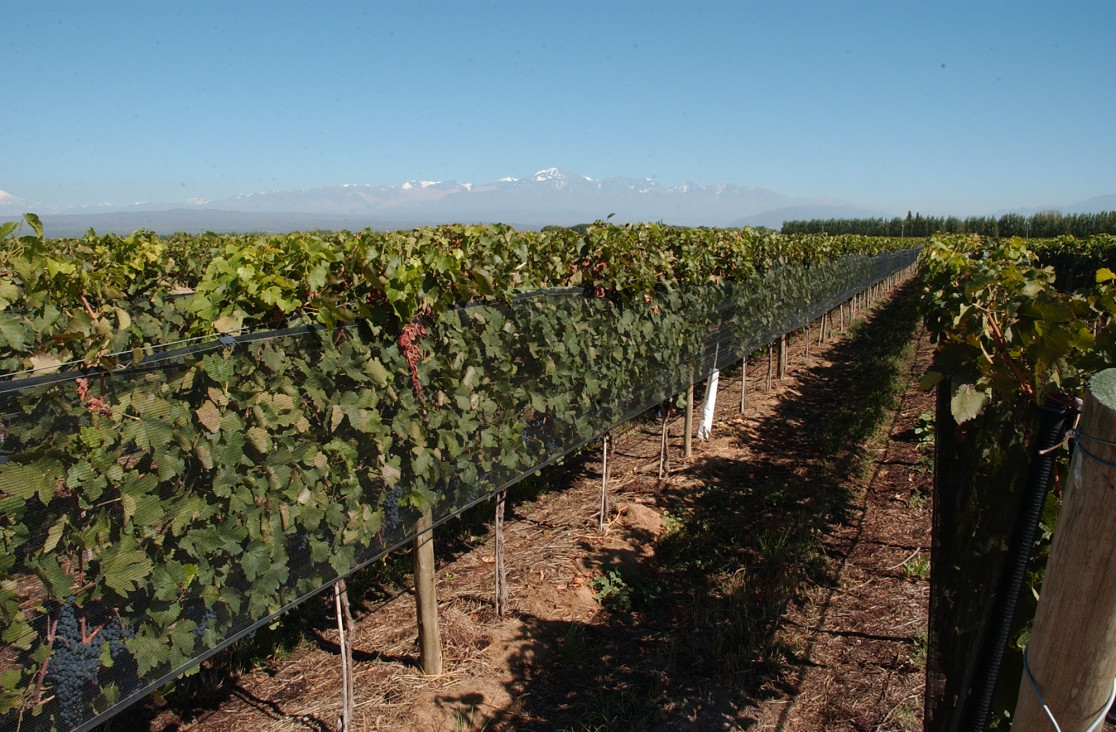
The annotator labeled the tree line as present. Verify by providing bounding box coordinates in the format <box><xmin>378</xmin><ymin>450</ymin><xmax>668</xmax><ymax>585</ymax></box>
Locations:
<box><xmin>781</xmin><ymin>210</ymin><xmax>1116</xmax><ymax>238</ymax></box>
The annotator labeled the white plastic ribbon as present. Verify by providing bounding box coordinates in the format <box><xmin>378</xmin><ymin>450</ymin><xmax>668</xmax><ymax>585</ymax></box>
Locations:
<box><xmin>697</xmin><ymin>368</ymin><xmax>719</xmax><ymax>439</ymax></box>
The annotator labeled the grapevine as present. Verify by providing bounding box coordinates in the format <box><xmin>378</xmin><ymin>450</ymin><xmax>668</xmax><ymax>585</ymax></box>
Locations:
<box><xmin>919</xmin><ymin>232</ymin><xmax>1116</xmax><ymax>729</ymax></box>
<box><xmin>920</xmin><ymin>234</ymin><xmax>1116</xmax><ymax>421</ymax></box>
<box><xmin>0</xmin><ymin>218</ymin><xmax>921</xmax><ymax>731</ymax></box>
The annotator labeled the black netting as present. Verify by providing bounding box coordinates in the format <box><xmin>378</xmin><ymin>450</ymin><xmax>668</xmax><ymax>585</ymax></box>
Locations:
<box><xmin>925</xmin><ymin>385</ymin><xmax>1041</xmax><ymax>732</ymax></box>
<box><xmin>0</xmin><ymin>249</ymin><xmax>917</xmax><ymax>732</ymax></box>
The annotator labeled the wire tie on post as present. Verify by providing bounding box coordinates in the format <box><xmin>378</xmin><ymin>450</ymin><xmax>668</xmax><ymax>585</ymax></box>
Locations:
<box><xmin>1039</xmin><ymin>428</ymin><xmax>1077</xmax><ymax>456</ymax></box>
<box><xmin>1038</xmin><ymin>404</ymin><xmax>1084</xmax><ymax>456</ymax></box>
<box><xmin>1065</xmin><ymin>401</ymin><xmax>1116</xmax><ymax>467</ymax></box>
<box><xmin>1073</xmin><ymin>438</ymin><xmax>1116</xmax><ymax>471</ymax></box>
<box><xmin>1076</xmin><ymin>430</ymin><xmax>1116</xmax><ymax>448</ymax></box>
<box><xmin>1024</xmin><ymin>646</ymin><xmax>1116</xmax><ymax>732</ymax></box>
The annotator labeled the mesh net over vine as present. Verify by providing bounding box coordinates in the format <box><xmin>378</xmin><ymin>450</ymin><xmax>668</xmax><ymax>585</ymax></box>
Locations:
<box><xmin>0</xmin><ymin>249</ymin><xmax>916</xmax><ymax>732</ymax></box>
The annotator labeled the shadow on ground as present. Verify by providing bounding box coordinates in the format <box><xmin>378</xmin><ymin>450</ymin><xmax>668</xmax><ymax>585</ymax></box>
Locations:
<box><xmin>442</xmin><ymin>280</ymin><xmax>926</xmax><ymax>731</ymax></box>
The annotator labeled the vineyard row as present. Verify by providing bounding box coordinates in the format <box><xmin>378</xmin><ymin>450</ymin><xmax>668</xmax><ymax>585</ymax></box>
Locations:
<box><xmin>0</xmin><ymin>221</ymin><xmax>925</xmax><ymax>731</ymax></box>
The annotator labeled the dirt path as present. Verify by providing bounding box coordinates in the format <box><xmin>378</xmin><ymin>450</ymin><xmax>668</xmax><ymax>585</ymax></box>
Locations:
<box><xmin>126</xmin><ymin>277</ymin><xmax>933</xmax><ymax>732</ymax></box>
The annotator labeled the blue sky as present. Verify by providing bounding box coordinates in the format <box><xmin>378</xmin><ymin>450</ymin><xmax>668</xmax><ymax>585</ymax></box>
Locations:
<box><xmin>4</xmin><ymin>1</ymin><xmax>1114</xmax><ymax>216</ymax></box>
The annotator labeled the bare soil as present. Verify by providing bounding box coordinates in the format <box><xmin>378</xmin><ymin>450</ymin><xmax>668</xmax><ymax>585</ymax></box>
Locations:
<box><xmin>118</xmin><ymin>278</ymin><xmax>934</xmax><ymax>732</ymax></box>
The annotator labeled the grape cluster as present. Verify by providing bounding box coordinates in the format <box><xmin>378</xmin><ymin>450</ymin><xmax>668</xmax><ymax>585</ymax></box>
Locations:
<box><xmin>383</xmin><ymin>485</ymin><xmax>403</xmax><ymax>530</ymax></box>
<box><xmin>192</xmin><ymin>607</ymin><xmax>217</xmax><ymax>640</ymax></box>
<box><xmin>183</xmin><ymin>599</ymin><xmax>219</xmax><ymax>640</ymax></box>
<box><xmin>288</xmin><ymin>528</ymin><xmax>311</xmax><ymax>567</ymax></box>
<box><xmin>98</xmin><ymin>615</ymin><xmax>134</xmax><ymax>659</ymax></box>
<box><xmin>45</xmin><ymin>600</ymin><xmax>138</xmax><ymax>729</ymax></box>
<box><xmin>46</xmin><ymin>601</ymin><xmax>101</xmax><ymax>730</ymax></box>
<box><xmin>521</xmin><ymin>412</ymin><xmax>560</xmax><ymax>456</ymax></box>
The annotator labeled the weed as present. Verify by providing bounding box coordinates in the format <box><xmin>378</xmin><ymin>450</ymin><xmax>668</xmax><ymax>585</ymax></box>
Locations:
<box><xmin>591</xmin><ymin>569</ymin><xmax>634</xmax><ymax>612</ymax></box>
<box><xmin>754</xmin><ymin>526</ymin><xmax>791</xmax><ymax>559</ymax></box>
<box><xmin>912</xmin><ymin>627</ymin><xmax>928</xmax><ymax>670</ymax></box>
<box><xmin>452</xmin><ymin>704</ymin><xmax>489</xmax><ymax>732</ymax></box>
<box><xmin>660</xmin><ymin>510</ymin><xmax>683</xmax><ymax>536</ymax></box>
<box><xmin>559</xmin><ymin>684</ymin><xmax>661</xmax><ymax>731</ymax></box>
<box><xmin>913</xmin><ymin>411</ymin><xmax>935</xmax><ymax>448</ymax></box>
<box><xmin>912</xmin><ymin>452</ymin><xmax>933</xmax><ymax>475</ymax></box>
<box><xmin>590</xmin><ymin>568</ymin><xmax>662</xmax><ymax>614</ymax></box>
<box><xmin>555</xmin><ymin>623</ymin><xmax>590</xmax><ymax>666</ymax></box>
<box><xmin>907</xmin><ymin>488</ymin><xmax>926</xmax><ymax>511</ymax></box>
<box><xmin>761</xmin><ymin>485</ymin><xmax>789</xmax><ymax>509</ymax></box>
<box><xmin>902</xmin><ymin>552</ymin><xmax>930</xmax><ymax>581</ymax></box>
<box><xmin>890</xmin><ymin>697</ymin><xmax>922</xmax><ymax>730</ymax></box>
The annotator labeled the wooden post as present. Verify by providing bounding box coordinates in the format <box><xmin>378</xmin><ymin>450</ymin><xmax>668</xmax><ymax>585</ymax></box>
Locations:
<box><xmin>1013</xmin><ymin>369</ymin><xmax>1116</xmax><ymax>731</ymax></box>
<box><xmin>804</xmin><ymin>323</ymin><xmax>810</xmax><ymax>362</ymax></box>
<box><xmin>599</xmin><ymin>433</ymin><xmax>610</xmax><ymax>531</ymax></box>
<box><xmin>777</xmin><ymin>334</ymin><xmax>787</xmax><ymax>380</ymax></box>
<box><xmin>658</xmin><ymin>402</ymin><xmax>671</xmax><ymax>479</ymax></box>
<box><xmin>684</xmin><ymin>374</ymin><xmax>694</xmax><ymax>458</ymax></box>
<box><xmin>840</xmin><ymin>301</ymin><xmax>845</xmax><ymax>332</ymax></box>
<box><xmin>494</xmin><ymin>491</ymin><xmax>507</xmax><ymax>617</ymax></box>
<box><xmin>766</xmin><ymin>343</ymin><xmax>773</xmax><ymax>391</ymax></box>
<box><xmin>412</xmin><ymin>508</ymin><xmax>442</xmax><ymax>675</ymax></box>
<box><xmin>739</xmin><ymin>355</ymin><xmax>747</xmax><ymax>413</ymax></box>
<box><xmin>334</xmin><ymin>580</ymin><xmax>355</xmax><ymax>731</ymax></box>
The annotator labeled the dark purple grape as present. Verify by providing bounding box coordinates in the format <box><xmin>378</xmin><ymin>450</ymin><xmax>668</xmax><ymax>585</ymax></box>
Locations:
<box><xmin>46</xmin><ymin>600</ymin><xmax>101</xmax><ymax>729</ymax></box>
<box><xmin>383</xmin><ymin>485</ymin><xmax>403</xmax><ymax>530</ymax></box>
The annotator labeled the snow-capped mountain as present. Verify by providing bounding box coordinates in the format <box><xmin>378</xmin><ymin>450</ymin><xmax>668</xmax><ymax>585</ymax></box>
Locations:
<box><xmin>0</xmin><ymin>190</ymin><xmax>42</xmax><ymax>216</ymax></box>
<box><xmin>211</xmin><ymin>169</ymin><xmax>792</xmax><ymax>222</ymax></box>
<box><xmin>0</xmin><ymin>170</ymin><xmax>866</xmax><ymax>230</ymax></box>
<box><xmin>25</xmin><ymin>168</ymin><xmax>803</xmax><ymax>229</ymax></box>
<box><xmin>7</xmin><ymin>171</ymin><xmax>1112</xmax><ymax>237</ymax></box>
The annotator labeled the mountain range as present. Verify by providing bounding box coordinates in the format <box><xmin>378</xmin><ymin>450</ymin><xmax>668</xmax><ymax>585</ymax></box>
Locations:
<box><xmin>1</xmin><ymin>169</ymin><xmax>1113</xmax><ymax>237</ymax></box>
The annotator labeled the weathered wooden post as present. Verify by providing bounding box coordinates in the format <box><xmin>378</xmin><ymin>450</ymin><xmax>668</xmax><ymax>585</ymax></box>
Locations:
<box><xmin>334</xmin><ymin>580</ymin><xmax>355</xmax><ymax>731</ymax></box>
<box><xmin>1013</xmin><ymin>369</ymin><xmax>1116</xmax><ymax>731</ymax></box>
<box><xmin>412</xmin><ymin>509</ymin><xmax>442</xmax><ymax>675</ymax></box>
<box><xmin>599</xmin><ymin>433</ymin><xmax>611</xmax><ymax>531</ymax></box>
<box><xmin>494</xmin><ymin>491</ymin><xmax>507</xmax><ymax>617</ymax></box>
<box><xmin>777</xmin><ymin>334</ymin><xmax>787</xmax><ymax>380</ymax></box>
<box><xmin>684</xmin><ymin>372</ymin><xmax>694</xmax><ymax>458</ymax></box>
<box><xmin>766</xmin><ymin>343</ymin><xmax>773</xmax><ymax>391</ymax></box>
<box><xmin>658</xmin><ymin>401</ymin><xmax>671</xmax><ymax>479</ymax></box>
<box><xmin>739</xmin><ymin>355</ymin><xmax>747</xmax><ymax>413</ymax></box>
